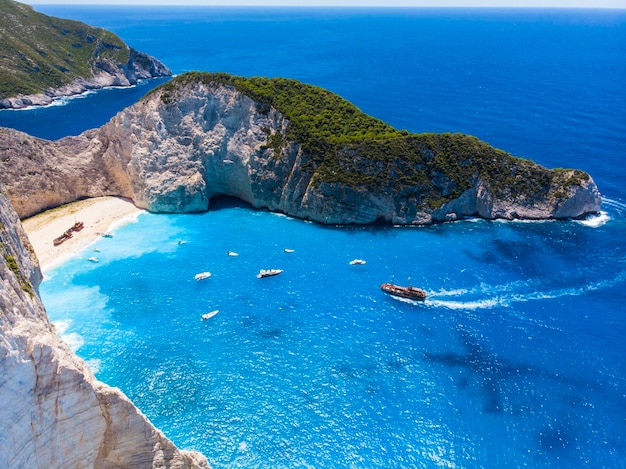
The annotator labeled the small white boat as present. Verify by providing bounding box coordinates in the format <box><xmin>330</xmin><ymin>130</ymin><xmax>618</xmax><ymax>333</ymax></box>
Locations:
<box><xmin>284</xmin><ymin>248</ymin><xmax>295</xmax><ymax>253</ymax></box>
<box><xmin>194</xmin><ymin>271</ymin><xmax>212</xmax><ymax>281</ymax></box>
<box><xmin>257</xmin><ymin>269</ymin><xmax>283</xmax><ymax>279</ymax></box>
<box><xmin>87</xmin><ymin>257</ymin><xmax>99</xmax><ymax>263</ymax></box>
<box><xmin>101</xmin><ymin>232</ymin><xmax>113</xmax><ymax>238</ymax></box>
<box><xmin>178</xmin><ymin>240</ymin><xmax>187</xmax><ymax>245</ymax></box>
<box><xmin>227</xmin><ymin>251</ymin><xmax>239</xmax><ymax>256</ymax></box>
<box><xmin>201</xmin><ymin>310</ymin><xmax>219</xmax><ymax>320</ymax></box>
<box><xmin>350</xmin><ymin>259</ymin><xmax>366</xmax><ymax>265</ymax></box>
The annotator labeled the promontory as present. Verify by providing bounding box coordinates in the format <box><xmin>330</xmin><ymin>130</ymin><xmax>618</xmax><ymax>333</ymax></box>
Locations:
<box><xmin>0</xmin><ymin>72</ymin><xmax>601</xmax><ymax>223</ymax></box>
<box><xmin>0</xmin><ymin>0</ymin><xmax>171</xmax><ymax>109</ymax></box>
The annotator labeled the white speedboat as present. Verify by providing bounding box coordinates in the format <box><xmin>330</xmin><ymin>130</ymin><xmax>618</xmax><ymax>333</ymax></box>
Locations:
<box><xmin>194</xmin><ymin>271</ymin><xmax>211</xmax><ymax>281</ymax></box>
<box><xmin>227</xmin><ymin>251</ymin><xmax>239</xmax><ymax>256</ymax></box>
<box><xmin>349</xmin><ymin>259</ymin><xmax>366</xmax><ymax>265</ymax></box>
<box><xmin>201</xmin><ymin>310</ymin><xmax>219</xmax><ymax>320</ymax></box>
<box><xmin>284</xmin><ymin>248</ymin><xmax>295</xmax><ymax>253</ymax></box>
<box><xmin>87</xmin><ymin>257</ymin><xmax>99</xmax><ymax>263</ymax></box>
<box><xmin>257</xmin><ymin>269</ymin><xmax>283</xmax><ymax>279</ymax></box>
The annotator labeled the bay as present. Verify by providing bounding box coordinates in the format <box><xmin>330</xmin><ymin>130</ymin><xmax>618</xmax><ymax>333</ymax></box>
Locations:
<box><xmin>3</xmin><ymin>7</ymin><xmax>625</xmax><ymax>468</ymax></box>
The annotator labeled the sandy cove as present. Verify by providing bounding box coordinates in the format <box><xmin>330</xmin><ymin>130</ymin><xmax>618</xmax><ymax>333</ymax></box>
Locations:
<box><xmin>21</xmin><ymin>197</ymin><xmax>143</xmax><ymax>273</ymax></box>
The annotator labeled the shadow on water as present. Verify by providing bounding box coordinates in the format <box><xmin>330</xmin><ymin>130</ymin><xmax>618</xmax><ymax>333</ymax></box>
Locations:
<box><xmin>207</xmin><ymin>195</ymin><xmax>256</xmax><ymax>211</ymax></box>
<box><xmin>423</xmin><ymin>325</ymin><xmax>566</xmax><ymax>414</ymax></box>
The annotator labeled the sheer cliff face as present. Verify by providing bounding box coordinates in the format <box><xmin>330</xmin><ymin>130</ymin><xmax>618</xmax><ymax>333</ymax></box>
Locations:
<box><xmin>0</xmin><ymin>79</ymin><xmax>601</xmax><ymax>223</ymax></box>
<box><xmin>0</xmin><ymin>190</ymin><xmax>209</xmax><ymax>468</ymax></box>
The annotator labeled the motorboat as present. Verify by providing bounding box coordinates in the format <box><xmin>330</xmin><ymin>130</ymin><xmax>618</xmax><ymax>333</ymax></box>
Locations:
<box><xmin>349</xmin><ymin>259</ymin><xmax>366</xmax><ymax>265</ymax></box>
<box><xmin>201</xmin><ymin>310</ymin><xmax>219</xmax><ymax>320</ymax></box>
<box><xmin>194</xmin><ymin>271</ymin><xmax>212</xmax><ymax>281</ymax></box>
<box><xmin>87</xmin><ymin>257</ymin><xmax>99</xmax><ymax>263</ymax></box>
<box><xmin>380</xmin><ymin>282</ymin><xmax>426</xmax><ymax>301</ymax></box>
<box><xmin>227</xmin><ymin>251</ymin><xmax>239</xmax><ymax>256</ymax></box>
<box><xmin>284</xmin><ymin>248</ymin><xmax>295</xmax><ymax>253</ymax></box>
<box><xmin>257</xmin><ymin>269</ymin><xmax>283</xmax><ymax>279</ymax></box>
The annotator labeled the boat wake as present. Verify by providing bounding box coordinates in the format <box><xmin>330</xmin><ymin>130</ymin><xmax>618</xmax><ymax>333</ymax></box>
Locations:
<box><xmin>425</xmin><ymin>271</ymin><xmax>626</xmax><ymax>311</ymax></box>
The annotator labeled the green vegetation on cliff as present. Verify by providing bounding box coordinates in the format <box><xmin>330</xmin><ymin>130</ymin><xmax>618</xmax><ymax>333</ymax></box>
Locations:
<box><xmin>157</xmin><ymin>72</ymin><xmax>590</xmax><ymax>207</ymax></box>
<box><xmin>0</xmin><ymin>0</ymin><xmax>129</xmax><ymax>99</ymax></box>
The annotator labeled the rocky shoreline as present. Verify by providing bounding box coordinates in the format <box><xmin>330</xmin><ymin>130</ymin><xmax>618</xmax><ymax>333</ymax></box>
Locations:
<box><xmin>0</xmin><ymin>49</ymin><xmax>171</xmax><ymax>110</ymax></box>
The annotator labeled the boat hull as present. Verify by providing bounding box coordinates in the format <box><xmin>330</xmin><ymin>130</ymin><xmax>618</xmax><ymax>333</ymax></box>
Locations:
<box><xmin>257</xmin><ymin>269</ymin><xmax>283</xmax><ymax>278</ymax></box>
<box><xmin>380</xmin><ymin>283</ymin><xmax>426</xmax><ymax>301</ymax></box>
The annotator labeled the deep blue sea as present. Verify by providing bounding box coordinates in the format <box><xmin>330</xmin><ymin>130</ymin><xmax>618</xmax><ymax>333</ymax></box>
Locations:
<box><xmin>2</xmin><ymin>7</ymin><xmax>626</xmax><ymax>468</ymax></box>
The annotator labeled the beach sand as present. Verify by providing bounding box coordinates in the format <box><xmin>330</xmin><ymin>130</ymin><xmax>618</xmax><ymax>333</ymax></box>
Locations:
<box><xmin>22</xmin><ymin>197</ymin><xmax>143</xmax><ymax>272</ymax></box>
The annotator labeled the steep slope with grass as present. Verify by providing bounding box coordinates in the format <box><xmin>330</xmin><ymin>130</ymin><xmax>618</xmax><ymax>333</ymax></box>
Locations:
<box><xmin>0</xmin><ymin>0</ymin><xmax>171</xmax><ymax>109</ymax></box>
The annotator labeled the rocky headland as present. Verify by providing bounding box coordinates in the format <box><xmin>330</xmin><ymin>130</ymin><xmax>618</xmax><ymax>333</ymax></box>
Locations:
<box><xmin>0</xmin><ymin>72</ymin><xmax>601</xmax><ymax>223</ymax></box>
<box><xmin>0</xmin><ymin>0</ymin><xmax>171</xmax><ymax>109</ymax></box>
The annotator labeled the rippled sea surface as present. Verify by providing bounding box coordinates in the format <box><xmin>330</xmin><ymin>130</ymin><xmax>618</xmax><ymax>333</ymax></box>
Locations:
<box><xmin>4</xmin><ymin>7</ymin><xmax>625</xmax><ymax>468</ymax></box>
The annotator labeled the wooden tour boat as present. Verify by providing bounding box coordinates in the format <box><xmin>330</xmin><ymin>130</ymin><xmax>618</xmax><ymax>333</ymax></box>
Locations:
<box><xmin>380</xmin><ymin>282</ymin><xmax>426</xmax><ymax>301</ymax></box>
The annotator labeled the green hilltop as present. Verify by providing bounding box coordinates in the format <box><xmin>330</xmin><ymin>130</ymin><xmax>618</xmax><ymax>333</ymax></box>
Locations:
<box><xmin>0</xmin><ymin>0</ymin><xmax>130</xmax><ymax>99</ymax></box>
<box><xmin>157</xmin><ymin>72</ymin><xmax>589</xmax><ymax>208</ymax></box>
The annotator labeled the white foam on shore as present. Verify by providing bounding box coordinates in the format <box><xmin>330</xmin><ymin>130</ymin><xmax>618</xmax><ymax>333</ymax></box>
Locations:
<box><xmin>53</xmin><ymin>319</ymin><xmax>72</xmax><ymax>335</ymax></box>
<box><xmin>3</xmin><ymin>82</ymin><xmax>147</xmax><ymax>112</ymax></box>
<box><xmin>85</xmin><ymin>359</ymin><xmax>101</xmax><ymax>374</ymax></box>
<box><xmin>52</xmin><ymin>319</ymin><xmax>84</xmax><ymax>352</ymax></box>
<box><xmin>61</xmin><ymin>332</ymin><xmax>85</xmax><ymax>352</ymax></box>
<box><xmin>103</xmin><ymin>209</ymin><xmax>143</xmax><ymax>233</ymax></box>
<box><xmin>574</xmin><ymin>211</ymin><xmax>610</xmax><ymax>228</ymax></box>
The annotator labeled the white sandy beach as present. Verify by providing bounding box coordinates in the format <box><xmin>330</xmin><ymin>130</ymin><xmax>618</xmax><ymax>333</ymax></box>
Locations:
<box><xmin>22</xmin><ymin>197</ymin><xmax>143</xmax><ymax>272</ymax></box>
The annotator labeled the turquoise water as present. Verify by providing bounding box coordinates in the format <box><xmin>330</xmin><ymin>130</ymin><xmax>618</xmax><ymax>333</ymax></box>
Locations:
<box><xmin>4</xmin><ymin>6</ymin><xmax>625</xmax><ymax>468</ymax></box>
<box><xmin>40</xmin><ymin>198</ymin><xmax>626</xmax><ymax>468</ymax></box>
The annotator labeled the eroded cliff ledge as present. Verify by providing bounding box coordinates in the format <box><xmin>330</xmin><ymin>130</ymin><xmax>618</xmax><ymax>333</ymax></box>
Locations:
<box><xmin>0</xmin><ymin>187</ymin><xmax>209</xmax><ymax>468</ymax></box>
<box><xmin>0</xmin><ymin>72</ymin><xmax>600</xmax><ymax>223</ymax></box>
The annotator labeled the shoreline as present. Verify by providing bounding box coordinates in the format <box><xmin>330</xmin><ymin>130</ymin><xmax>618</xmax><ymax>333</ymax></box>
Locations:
<box><xmin>22</xmin><ymin>197</ymin><xmax>143</xmax><ymax>273</ymax></box>
<box><xmin>0</xmin><ymin>76</ymin><xmax>170</xmax><ymax>112</ymax></box>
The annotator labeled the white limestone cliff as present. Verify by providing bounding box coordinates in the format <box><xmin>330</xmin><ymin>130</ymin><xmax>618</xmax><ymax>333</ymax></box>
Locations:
<box><xmin>0</xmin><ymin>189</ymin><xmax>209</xmax><ymax>468</ymax></box>
<box><xmin>0</xmin><ymin>78</ymin><xmax>601</xmax><ymax>224</ymax></box>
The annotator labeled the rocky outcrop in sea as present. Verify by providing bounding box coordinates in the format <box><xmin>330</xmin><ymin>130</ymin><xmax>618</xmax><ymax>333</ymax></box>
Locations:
<box><xmin>0</xmin><ymin>73</ymin><xmax>601</xmax><ymax>223</ymax></box>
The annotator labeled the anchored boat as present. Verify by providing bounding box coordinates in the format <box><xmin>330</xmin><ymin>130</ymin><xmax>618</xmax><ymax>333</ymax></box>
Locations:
<box><xmin>201</xmin><ymin>310</ymin><xmax>219</xmax><ymax>320</ymax></box>
<box><xmin>257</xmin><ymin>269</ymin><xmax>283</xmax><ymax>279</ymax></box>
<box><xmin>194</xmin><ymin>271</ymin><xmax>211</xmax><ymax>281</ymax></box>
